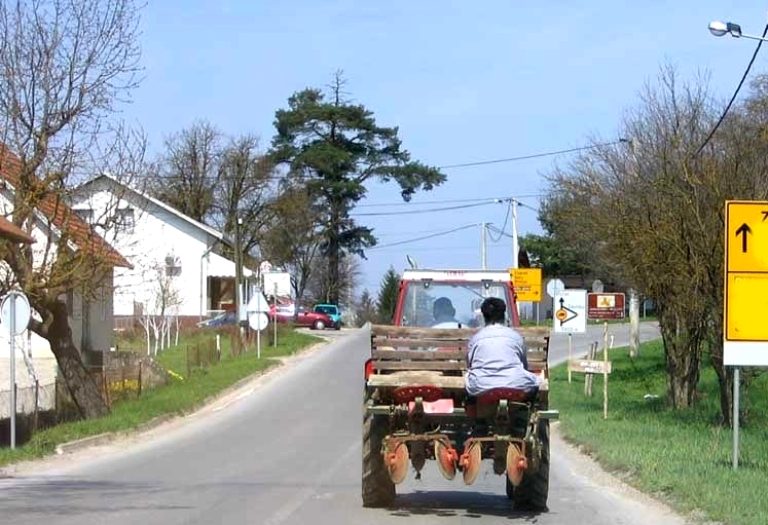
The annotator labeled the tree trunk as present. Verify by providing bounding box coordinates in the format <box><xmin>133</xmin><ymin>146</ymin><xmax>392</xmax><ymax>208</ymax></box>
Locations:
<box><xmin>660</xmin><ymin>313</ymin><xmax>701</xmax><ymax>409</ymax></box>
<box><xmin>709</xmin><ymin>321</ymin><xmax>733</xmax><ymax>426</ymax></box>
<box><xmin>327</xmin><ymin>202</ymin><xmax>341</xmax><ymax>305</ymax></box>
<box><xmin>47</xmin><ymin>301</ymin><xmax>110</xmax><ymax>419</ymax></box>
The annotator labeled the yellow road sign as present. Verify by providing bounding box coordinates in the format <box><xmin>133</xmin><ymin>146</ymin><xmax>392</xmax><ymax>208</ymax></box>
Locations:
<box><xmin>726</xmin><ymin>201</ymin><xmax>768</xmax><ymax>272</ymax></box>
<box><xmin>509</xmin><ymin>268</ymin><xmax>542</xmax><ymax>302</ymax></box>
<box><xmin>725</xmin><ymin>201</ymin><xmax>768</xmax><ymax>342</ymax></box>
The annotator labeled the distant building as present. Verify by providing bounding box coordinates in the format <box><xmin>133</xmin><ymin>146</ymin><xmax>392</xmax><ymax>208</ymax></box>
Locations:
<box><xmin>72</xmin><ymin>174</ymin><xmax>252</xmax><ymax>327</ymax></box>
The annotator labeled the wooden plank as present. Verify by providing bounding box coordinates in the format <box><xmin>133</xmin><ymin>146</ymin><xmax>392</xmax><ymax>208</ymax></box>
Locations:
<box><xmin>568</xmin><ymin>359</ymin><xmax>612</xmax><ymax>374</ymax></box>
<box><xmin>367</xmin><ymin>371</ymin><xmax>466</xmax><ymax>390</ymax></box>
<box><xmin>525</xmin><ymin>339</ymin><xmax>549</xmax><ymax>350</ymax></box>
<box><xmin>372</xmin><ymin>338</ymin><xmax>468</xmax><ymax>349</ymax></box>
<box><xmin>372</xmin><ymin>349</ymin><xmax>466</xmax><ymax>361</ymax></box>
<box><xmin>371</xmin><ymin>325</ymin><xmax>475</xmax><ymax>339</ymax></box>
<box><xmin>373</xmin><ymin>361</ymin><xmax>466</xmax><ymax>371</ymax></box>
<box><xmin>516</xmin><ymin>326</ymin><xmax>551</xmax><ymax>338</ymax></box>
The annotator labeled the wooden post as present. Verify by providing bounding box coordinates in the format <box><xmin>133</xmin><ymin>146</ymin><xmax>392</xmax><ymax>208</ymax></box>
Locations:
<box><xmin>216</xmin><ymin>334</ymin><xmax>221</xmax><ymax>362</ymax></box>
<box><xmin>567</xmin><ymin>333</ymin><xmax>573</xmax><ymax>383</ymax></box>
<box><xmin>585</xmin><ymin>343</ymin><xmax>595</xmax><ymax>396</ymax></box>
<box><xmin>603</xmin><ymin>322</ymin><xmax>609</xmax><ymax>419</ymax></box>
<box><xmin>138</xmin><ymin>361</ymin><xmax>143</xmax><ymax>398</ymax></box>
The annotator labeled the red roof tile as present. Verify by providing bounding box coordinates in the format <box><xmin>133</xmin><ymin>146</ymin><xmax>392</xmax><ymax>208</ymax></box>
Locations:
<box><xmin>0</xmin><ymin>145</ymin><xmax>131</xmax><ymax>268</ymax></box>
<box><xmin>0</xmin><ymin>215</ymin><xmax>35</xmax><ymax>244</ymax></box>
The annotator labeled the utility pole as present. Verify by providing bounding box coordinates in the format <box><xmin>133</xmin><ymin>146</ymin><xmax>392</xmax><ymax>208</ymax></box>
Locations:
<box><xmin>234</xmin><ymin>217</ymin><xmax>244</xmax><ymax>342</ymax></box>
<box><xmin>480</xmin><ymin>222</ymin><xmax>487</xmax><ymax>269</ymax></box>
<box><xmin>511</xmin><ymin>199</ymin><xmax>519</xmax><ymax>269</ymax></box>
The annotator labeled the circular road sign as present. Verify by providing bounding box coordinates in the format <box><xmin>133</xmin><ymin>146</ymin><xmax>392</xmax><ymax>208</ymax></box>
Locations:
<box><xmin>248</xmin><ymin>312</ymin><xmax>269</xmax><ymax>331</ymax></box>
<box><xmin>546</xmin><ymin>278</ymin><xmax>565</xmax><ymax>298</ymax></box>
<box><xmin>1</xmin><ymin>291</ymin><xmax>31</xmax><ymax>336</ymax></box>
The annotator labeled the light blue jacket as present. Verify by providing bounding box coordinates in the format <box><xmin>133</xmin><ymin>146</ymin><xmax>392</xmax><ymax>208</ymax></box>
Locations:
<box><xmin>465</xmin><ymin>324</ymin><xmax>540</xmax><ymax>396</ymax></box>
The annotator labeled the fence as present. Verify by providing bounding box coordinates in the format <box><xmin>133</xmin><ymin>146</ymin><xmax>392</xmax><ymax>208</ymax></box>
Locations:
<box><xmin>0</xmin><ymin>380</ymin><xmax>57</xmax><ymax>419</ymax></box>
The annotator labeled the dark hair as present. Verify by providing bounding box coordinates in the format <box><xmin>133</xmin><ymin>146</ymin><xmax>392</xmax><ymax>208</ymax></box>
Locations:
<box><xmin>433</xmin><ymin>297</ymin><xmax>455</xmax><ymax>320</ymax></box>
<box><xmin>480</xmin><ymin>297</ymin><xmax>506</xmax><ymax>325</ymax></box>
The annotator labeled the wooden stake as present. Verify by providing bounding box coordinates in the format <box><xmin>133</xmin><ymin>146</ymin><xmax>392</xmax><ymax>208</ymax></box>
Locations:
<box><xmin>603</xmin><ymin>322</ymin><xmax>609</xmax><ymax>419</ymax></box>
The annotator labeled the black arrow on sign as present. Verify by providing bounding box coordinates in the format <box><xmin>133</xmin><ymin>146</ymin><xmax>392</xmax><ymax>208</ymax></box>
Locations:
<box><xmin>736</xmin><ymin>223</ymin><xmax>752</xmax><ymax>253</ymax></box>
<box><xmin>559</xmin><ymin>297</ymin><xmax>565</xmax><ymax>308</ymax></box>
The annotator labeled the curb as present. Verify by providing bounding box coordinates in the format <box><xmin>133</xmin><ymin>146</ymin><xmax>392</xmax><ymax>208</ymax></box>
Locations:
<box><xmin>55</xmin><ymin>432</ymin><xmax>114</xmax><ymax>455</ymax></box>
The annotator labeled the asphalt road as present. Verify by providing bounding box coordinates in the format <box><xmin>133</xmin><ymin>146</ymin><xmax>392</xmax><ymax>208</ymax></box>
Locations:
<box><xmin>0</xmin><ymin>323</ymin><xmax>684</xmax><ymax>525</ymax></box>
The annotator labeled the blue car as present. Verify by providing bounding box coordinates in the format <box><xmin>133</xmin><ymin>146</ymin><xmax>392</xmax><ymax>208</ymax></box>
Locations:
<box><xmin>313</xmin><ymin>304</ymin><xmax>342</xmax><ymax>329</ymax></box>
<box><xmin>197</xmin><ymin>311</ymin><xmax>237</xmax><ymax>328</ymax></box>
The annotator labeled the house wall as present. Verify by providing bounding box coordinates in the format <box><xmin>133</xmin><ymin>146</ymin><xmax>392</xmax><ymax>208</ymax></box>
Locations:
<box><xmin>71</xmin><ymin>179</ymin><xmax>216</xmax><ymax>319</ymax></box>
<box><xmin>0</xmin><ymin>192</ymin><xmax>115</xmax><ymax>358</ymax></box>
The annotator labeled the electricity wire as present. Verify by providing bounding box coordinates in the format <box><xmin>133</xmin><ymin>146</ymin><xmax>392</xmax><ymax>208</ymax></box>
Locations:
<box><xmin>437</xmin><ymin>140</ymin><xmax>628</xmax><ymax>169</ymax></box>
<box><xmin>695</xmin><ymin>22</ymin><xmax>768</xmax><ymax>156</ymax></box>
<box><xmin>368</xmin><ymin>224</ymin><xmax>477</xmax><ymax>250</ymax></box>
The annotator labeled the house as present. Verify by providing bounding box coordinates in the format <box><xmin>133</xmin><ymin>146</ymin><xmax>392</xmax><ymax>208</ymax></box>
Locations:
<box><xmin>72</xmin><ymin>174</ymin><xmax>251</xmax><ymax>328</ymax></box>
<box><xmin>0</xmin><ymin>145</ymin><xmax>129</xmax><ymax>376</ymax></box>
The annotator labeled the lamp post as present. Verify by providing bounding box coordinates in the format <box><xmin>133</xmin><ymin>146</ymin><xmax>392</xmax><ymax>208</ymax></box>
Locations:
<box><xmin>709</xmin><ymin>20</ymin><xmax>768</xmax><ymax>42</ymax></box>
<box><xmin>709</xmin><ymin>16</ymin><xmax>768</xmax><ymax>472</ymax></box>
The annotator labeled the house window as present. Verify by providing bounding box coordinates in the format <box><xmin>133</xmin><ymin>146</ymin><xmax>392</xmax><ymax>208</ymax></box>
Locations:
<box><xmin>116</xmin><ymin>207</ymin><xmax>135</xmax><ymax>233</ymax></box>
<box><xmin>74</xmin><ymin>208</ymin><xmax>94</xmax><ymax>223</ymax></box>
<box><xmin>165</xmin><ymin>255</ymin><xmax>181</xmax><ymax>277</ymax></box>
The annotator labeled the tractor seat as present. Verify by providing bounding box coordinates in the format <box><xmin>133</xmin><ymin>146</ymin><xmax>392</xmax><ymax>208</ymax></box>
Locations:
<box><xmin>477</xmin><ymin>387</ymin><xmax>536</xmax><ymax>405</ymax></box>
<box><xmin>392</xmin><ymin>385</ymin><xmax>454</xmax><ymax>415</ymax></box>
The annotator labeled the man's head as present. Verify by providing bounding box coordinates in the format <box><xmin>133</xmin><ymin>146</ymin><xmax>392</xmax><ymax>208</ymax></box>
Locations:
<box><xmin>433</xmin><ymin>297</ymin><xmax>456</xmax><ymax>322</ymax></box>
<box><xmin>480</xmin><ymin>297</ymin><xmax>506</xmax><ymax>325</ymax></box>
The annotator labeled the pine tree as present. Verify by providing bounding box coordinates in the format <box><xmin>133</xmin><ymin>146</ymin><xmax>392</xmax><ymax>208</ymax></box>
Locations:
<box><xmin>376</xmin><ymin>267</ymin><xmax>401</xmax><ymax>324</ymax></box>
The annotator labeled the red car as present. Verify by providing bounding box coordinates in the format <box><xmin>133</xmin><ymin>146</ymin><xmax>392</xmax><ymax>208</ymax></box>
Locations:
<box><xmin>269</xmin><ymin>306</ymin><xmax>336</xmax><ymax>330</ymax></box>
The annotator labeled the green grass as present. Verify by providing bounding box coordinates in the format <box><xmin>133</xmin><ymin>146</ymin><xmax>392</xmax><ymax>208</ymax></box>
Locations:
<box><xmin>551</xmin><ymin>340</ymin><xmax>768</xmax><ymax>525</ymax></box>
<box><xmin>0</xmin><ymin>327</ymin><xmax>320</xmax><ymax>467</ymax></box>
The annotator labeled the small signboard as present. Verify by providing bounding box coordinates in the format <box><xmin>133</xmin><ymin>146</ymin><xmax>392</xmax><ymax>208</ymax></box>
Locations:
<box><xmin>587</xmin><ymin>292</ymin><xmax>625</xmax><ymax>320</ymax></box>
<box><xmin>509</xmin><ymin>268</ymin><xmax>542</xmax><ymax>302</ymax></box>
<box><xmin>553</xmin><ymin>289</ymin><xmax>587</xmax><ymax>334</ymax></box>
<box><xmin>568</xmin><ymin>359</ymin><xmax>612</xmax><ymax>375</ymax></box>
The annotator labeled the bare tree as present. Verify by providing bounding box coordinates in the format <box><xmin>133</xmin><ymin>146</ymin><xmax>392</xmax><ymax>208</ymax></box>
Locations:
<box><xmin>151</xmin><ymin>120</ymin><xmax>223</xmax><ymax>223</ymax></box>
<box><xmin>260</xmin><ymin>185</ymin><xmax>324</xmax><ymax>306</ymax></box>
<box><xmin>213</xmin><ymin>135</ymin><xmax>274</xmax><ymax>255</ymax></box>
<box><xmin>543</xmin><ymin>67</ymin><xmax>768</xmax><ymax>422</ymax></box>
<box><xmin>0</xmin><ymin>0</ymin><xmax>143</xmax><ymax>418</ymax></box>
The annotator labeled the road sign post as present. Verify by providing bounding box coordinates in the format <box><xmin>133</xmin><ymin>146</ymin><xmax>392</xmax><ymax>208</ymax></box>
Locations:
<box><xmin>247</xmin><ymin>290</ymin><xmax>270</xmax><ymax>359</ymax></box>
<box><xmin>2</xmin><ymin>291</ymin><xmax>31</xmax><ymax>450</ymax></box>
<box><xmin>722</xmin><ymin>200</ymin><xmax>768</xmax><ymax>469</ymax></box>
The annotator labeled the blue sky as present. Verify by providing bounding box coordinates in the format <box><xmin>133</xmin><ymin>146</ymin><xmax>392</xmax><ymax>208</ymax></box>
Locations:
<box><xmin>126</xmin><ymin>1</ymin><xmax>768</xmax><ymax>295</ymax></box>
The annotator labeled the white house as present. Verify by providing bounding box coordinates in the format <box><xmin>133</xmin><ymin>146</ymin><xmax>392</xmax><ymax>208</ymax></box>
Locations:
<box><xmin>0</xmin><ymin>147</ymin><xmax>129</xmax><ymax>416</ymax></box>
<box><xmin>72</xmin><ymin>174</ymin><xmax>250</xmax><ymax>328</ymax></box>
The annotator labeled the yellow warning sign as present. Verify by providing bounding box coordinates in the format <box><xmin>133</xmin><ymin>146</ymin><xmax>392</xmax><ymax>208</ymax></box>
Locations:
<box><xmin>725</xmin><ymin>201</ymin><xmax>768</xmax><ymax>341</ymax></box>
<box><xmin>509</xmin><ymin>268</ymin><xmax>542</xmax><ymax>302</ymax></box>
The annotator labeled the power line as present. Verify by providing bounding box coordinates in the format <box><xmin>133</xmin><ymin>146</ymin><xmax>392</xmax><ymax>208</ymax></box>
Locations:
<box><xmin>352</xmin><ymin>201</ymin><xmax>499</xmax><ymax>217</ymax></box>
<box><xmin>356</xmin><ymin>193</ymin><xmax>546</xmax><ymax>208</ymax></box>
<box><xmin>438</xmin><ymin>140</ymin><xmax>628</xmax><ymax>169</ymax></box>
<box><xmin>695</xmin><ymin>22</ymin><xmax>768</xmax><ymax>156</ymax></box>
<box><xmin>368</xmin><ymin>224</ymin><xmax>477</xmax><ymax>250</ymax></box>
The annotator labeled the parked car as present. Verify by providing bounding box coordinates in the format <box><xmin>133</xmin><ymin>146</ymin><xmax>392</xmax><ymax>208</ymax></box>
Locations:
<box><xmin>197</xmin><ymin>311</ymin><xmax>237</xmax><ymax>328</ymax></box>
<box><xmin>313</xmin><ymin>303</ymin><xmax>342</xmax><ymax>329</ymax></box>
<box><xmin>269</xmin><ymin>306</ymin><xmax>336</xmax><ymax>330</ymax></box>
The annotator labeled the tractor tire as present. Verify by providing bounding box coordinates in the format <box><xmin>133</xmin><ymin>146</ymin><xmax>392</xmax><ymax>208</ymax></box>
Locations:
<box><xmin>362</xmin><ymin>411</ymin><xmax>395</xmax><ymax>507</ymax></box>
<box><xmin>510</xmin><ymin>420</ymin><xmax>549</xmax><ymax>510</ymax></box>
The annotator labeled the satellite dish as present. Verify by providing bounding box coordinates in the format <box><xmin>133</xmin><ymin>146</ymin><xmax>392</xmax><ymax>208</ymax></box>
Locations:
<box><xmin>592</xmin><ymin>279</ymin><xmax>605</xmax><ymax>293</ymax></box>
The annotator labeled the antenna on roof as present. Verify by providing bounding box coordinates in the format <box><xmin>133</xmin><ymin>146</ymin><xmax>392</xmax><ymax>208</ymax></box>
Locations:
<box><xmin>406</xmin><ymin>255</ymin><xmax>418</xmax><ymax>269</ymax></box>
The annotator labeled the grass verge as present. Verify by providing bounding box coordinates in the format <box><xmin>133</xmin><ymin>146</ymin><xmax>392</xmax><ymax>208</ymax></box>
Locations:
<box><xmin>551</xmin><ymin>339</ymin><xmax>768</xmax><ymax>525</ymax></box>
<box><xmin>0</xmin><ymin>327</ymin><xmax>321</xmax><ymax>468</ymax></box>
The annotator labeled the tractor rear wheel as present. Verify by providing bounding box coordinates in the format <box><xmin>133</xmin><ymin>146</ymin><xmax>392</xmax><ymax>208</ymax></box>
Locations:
<box><xmin>510</xmin><ymin>420</ymin><xmax>549</xmax><ymax>510</ymax></box>
<box><xmin>362</xmin><ymin>410</ymin><xmax>395</xmax><ymax>507</ymax></box>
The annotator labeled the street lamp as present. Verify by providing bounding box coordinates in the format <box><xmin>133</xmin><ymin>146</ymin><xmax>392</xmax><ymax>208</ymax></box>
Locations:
<box><xmin>709</xmin><ymin>20</ymin><xmax>768</xmax><ymax>42</ymax></box>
